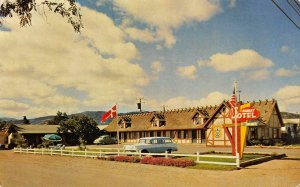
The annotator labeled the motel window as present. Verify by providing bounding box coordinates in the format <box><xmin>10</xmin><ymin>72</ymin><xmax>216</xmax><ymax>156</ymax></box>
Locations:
<box><xmin>157</xmin><ymin>131</ymin><xmax>161</xmax><ymax>137</ymax></box>
<box><xmin>151</xmin><ymin>119</ymin><xmax>159</xmax><ymax>127</ymax></box>
<box><xmin>150</xmin><ymin>131</ymin><xmax>154</xmax><ymax>137</ymax></box>
<box><xmin>125</xmin><ymin>122</ymin><xmax>131</xmax><ymax>128</ymax></box>
<box><xmin>184</xmin><ymin>130</ymin><xmax>189</xmax><ymax>139</ymax></box>
<box><xmin>178</xmin><ymin>130</ymin><xmax>182</xmax><ymax>139</ymax></box>
<box><xmin>163</xmin><ymin>131</ymin><xmax>166</xmax><ymax>137</ymax></box>
<box><xmin>250</xmin><ymin>127</ymin><xmax>258</xmax><ymax>139</ymax></box>
<box><xmin>273</xmin><ymin>129</ymin><xmax>279</xmax><ymax>139</ymax></box>
<box><xmin>170</xmin><ymin>131</ymin><xmax>175</xmax><ymax>139</ymax></box>
<box><xmin>193</xmin><ymin>114</ymin><xmax>204</xmax><ymax>125</ymax></box>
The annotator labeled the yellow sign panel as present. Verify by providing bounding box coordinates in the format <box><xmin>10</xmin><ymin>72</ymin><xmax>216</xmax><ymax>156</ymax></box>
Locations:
<box><xmin>240</xmin><ymin>125</ymin><xmax>248</xmax><ymax>158</ymax></box>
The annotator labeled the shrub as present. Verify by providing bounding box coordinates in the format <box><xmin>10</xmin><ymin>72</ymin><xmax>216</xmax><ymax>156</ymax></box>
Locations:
<box><xmin>113</xmin><ymin>156</ymin><xmax>140</xmax><ymax>163</ymax></box>
<box><xmin>107</xmin><ymin>156</ymin><xmax>115</xmax><ymax>161</ymax></box>
<box><xmin>8</xmin><ymin>143</ymin><xmax>16</xmax><ymax>149</ymax></box>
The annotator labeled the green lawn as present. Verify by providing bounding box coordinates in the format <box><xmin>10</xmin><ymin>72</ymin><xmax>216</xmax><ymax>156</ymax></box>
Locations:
<box><xmin>176</xmin><ymin>153</ymin><xmax>266</xmax><ymax>170</ymax></box>
<box><xmin>188</xmin><ymin>164</ymin><xmax>237</xmax><ymax>171</ymax></box>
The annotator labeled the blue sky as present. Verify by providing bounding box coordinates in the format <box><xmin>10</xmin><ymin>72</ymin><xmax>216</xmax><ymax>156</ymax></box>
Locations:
<box><xmin>0</xmin><ymin>0</ymin><xmax>299</xmax><ymax>118</ymax></box>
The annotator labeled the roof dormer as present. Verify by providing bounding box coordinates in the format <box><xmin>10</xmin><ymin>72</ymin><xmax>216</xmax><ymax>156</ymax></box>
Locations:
<box><xmin>118</xmin><ymin>116</ymin><xmax>131</xmax><ymax>128</ymax></box>
<box><xmin>150</xmin><ymin>114</ymin><xmax>166</xmax><ymax>127</ymax></box>
<box><xmin>192</xmin><ymin>110</ymin><xmax>208</xmax><ymax>125</ymax></box>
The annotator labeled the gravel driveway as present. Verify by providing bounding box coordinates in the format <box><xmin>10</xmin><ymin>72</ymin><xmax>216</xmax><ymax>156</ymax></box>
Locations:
<box><xmin>0</xmin><ymin>145</ymin><xmax>299</xmax><ymax>187</ymax></box>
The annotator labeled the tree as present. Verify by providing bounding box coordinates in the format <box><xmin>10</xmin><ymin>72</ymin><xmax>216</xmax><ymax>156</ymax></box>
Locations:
<box><xmin>57</xmin><ymin>114</ymin><xmax>100</xmax><ymax>145</ymax></box>
<box><xmin>0</xmin><ymin>120</ymin><xmax>22</xmax><ymax>132</ymax></box>
<box><xmin>22</xmin><ymin>116</ymin><xmax>30</xmax><ymax>124</ymax></box>
<box><xmin>0</xmin><ymin>0</ymin><xmax>83</xmax><ymax>32</ymax></box>
<box><xmin>47</xmin><ymin>111</ymin><xmax>68</xmax><ymax>125</ymax></box>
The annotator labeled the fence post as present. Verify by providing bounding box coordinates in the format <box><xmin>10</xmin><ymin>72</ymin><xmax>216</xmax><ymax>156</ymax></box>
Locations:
<box><xmin>85</xmin><ymin>149</ymin><xmax>87</xmax><ymax>158</ymax></box>
<box><xmin>51</xmin><ymin>148</ymin><xmax>53</xmax><ymax>156</ymax></box>
<box><xmin>165</xmin><ymin>151</ymin><xmax>168</xmax><ymax>158</ymax></box>
<box><xmin>236</xmin><ymin>154</ymin><xmax>240</xmax><ymax>168</ymax></box>
<box><xmin>197</xmin><ymin>152</ymin><xmax>199</xmax><ymax>162</ymax></box>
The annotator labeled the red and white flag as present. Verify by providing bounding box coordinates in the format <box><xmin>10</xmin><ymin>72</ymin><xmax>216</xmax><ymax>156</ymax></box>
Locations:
<box><xmin>101</xmin><ymin>105</ymin><xmax>117</xmax><ymax>123</ymax></box>
<box><xmin>229</xmin><ymin>88</ymin><xmax>236</xmax><ymax>108</ymax></box>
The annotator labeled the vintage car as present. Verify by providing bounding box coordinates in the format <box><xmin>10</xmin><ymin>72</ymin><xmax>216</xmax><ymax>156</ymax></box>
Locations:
<box><xmin>93</xmin><ymin>135</ymin><xmax>117</xmax><ymax>145</ymax></box>
<box><xmin>123</xmin><ymin>137</ymin><xmax>177</xmax><ymax>153</ymax></box>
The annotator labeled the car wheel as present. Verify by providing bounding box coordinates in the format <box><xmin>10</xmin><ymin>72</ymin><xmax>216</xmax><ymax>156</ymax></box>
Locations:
<box><xmin>167</xmin><ymin>149</ymin><xmax>172</xmax><ymax>154</ymax></box>
<box><xmin>141</xmin><ymin>150</ymin><xmax>148</xmax><ymax>153</ymax></box>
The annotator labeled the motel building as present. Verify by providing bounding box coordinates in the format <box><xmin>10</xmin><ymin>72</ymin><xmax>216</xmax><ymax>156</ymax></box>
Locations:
<box><xmin>105</xmin><ymin>99</ymin><xmax>283</xmax><ymax>146</ymax></box>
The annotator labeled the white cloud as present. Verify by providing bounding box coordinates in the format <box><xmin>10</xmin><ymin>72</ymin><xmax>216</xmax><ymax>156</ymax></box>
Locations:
<box><xmin>275</xmin><ymin>66</ymin><xmax>300</xmax><ymax>77</ymax></box>
<box><xmin>95</xmin><ymin>0</ymin><xmax>109</xmax><ymax>7</ymax></box>
<box><xmin>0</xmin><ymin>100</ymin><xmax>29</xmax><ymax>112</ymax></box>
<box><xmin>280</xmin><ymin>45</ymin><xmax>290</xmax><ymax>53</ymax></box>
<box><xmin>161</xmin><ymin>91</ymin><xmax>229</xmax><ymax>109</ymax></box>
<box><xmin>0</xmin><ymin>5</ymin><xmax>150</xmax><ymax>117</ymax></box>
<box><xmin>115</xmin><ymin>0</ymin><xmax>222</xmax><ymax>47</ymax></box>
<box><xmin>228</xmin><ymin>0</ymin><xmax>236</xmax><ymax>8</ymax></box>
<box><xmin>275</xmin><ymin>85</ymin><xmax>300</xmax><ymax>112</ymax></box>
<box><xmin>245</xmin><ymin>69</ymin><xmax>270</xmax><ymax>80</ymax></box>
<box><xmin>151</xmin><ymin>60</ymin><xmax>164</xmax><ymax>80</ymax></box>
<box><xmin>205</xmin><ymin>49</ymin><xmax>273</xmax><ymax>72</ymax></box>
<box><xmin>176</xmin><ymin>65</ymin><xmax>197</xmax><ymax>80</ymax></box>
<box><xmin>124</xmin><ymin>27</ymin><xmax>155</xmax><ymax>43</ymax></box>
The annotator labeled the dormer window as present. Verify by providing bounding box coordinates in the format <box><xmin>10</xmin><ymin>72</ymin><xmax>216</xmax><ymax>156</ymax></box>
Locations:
<box><xmin>192</xmin><ymin>112</ymin><xmax>207</xmax><ymax>125</ymax></box>
<box><xmin>150</xmin><ymin>114</ymin><xmax>165</xmax><ymax>127</ymax></box>
<box><xmin>193</xmin><ymin>115</ymin><xmax>203</xmax><ymax>125</ymax></box>
<box><xmin>118</xmin><ymin>117</ymin><xmax>131</xmax><ymax>128</ymax></box>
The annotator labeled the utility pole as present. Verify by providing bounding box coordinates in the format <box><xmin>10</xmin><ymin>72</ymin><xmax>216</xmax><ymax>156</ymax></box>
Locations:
<box><xmin>137</xmin><ymin>97</ymin><xmax>144</xmax><ymax>112</ymax></box>
<box><xmin>237</xmin><ymin>90</ymin><xmax>242</xmax><ymax>102</ymax></box>
<box><xmin>161</xmin><ymin>105</ymin><xmax>168</xmax><ymax>112</ymax></box>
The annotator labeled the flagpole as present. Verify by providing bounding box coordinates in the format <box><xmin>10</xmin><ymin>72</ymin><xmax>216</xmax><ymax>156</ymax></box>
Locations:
<box><xmin>234</xmin><ymin>81</ymin><xmax>240</xmax><ymax>166</ymax></box>
<box><xmin>116</xmin><ymin>103</ymin><xmax>119</xmax><ymax>150</ymax></box>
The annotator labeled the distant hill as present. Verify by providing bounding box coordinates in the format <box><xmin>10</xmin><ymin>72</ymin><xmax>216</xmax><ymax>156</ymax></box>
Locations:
<box><xmin>280</xmin><ymin>112</ymin><xmax>300</xmax><ymax>119</ymax></box>
<box><xmin>0</xmin><ymin>117</ymin><xmax>17</xmax><ymax>121</ymax></box>
<box><xmin>72</xmin><ymin>111</ymin><xmax>106</xmax><ymax>124</ymax></box>
<box><xmin>8</xmin><ymin>111</ymin><xmax>107</xmax><ymax>125</ymax></box>
<box><xmin>12</xmin><ymin>115</ymin><xmax>55</xmax><ymax>125</ymax></box>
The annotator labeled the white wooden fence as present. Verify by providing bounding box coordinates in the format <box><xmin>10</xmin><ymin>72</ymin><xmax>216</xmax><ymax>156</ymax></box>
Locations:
<box><xmin>13</xmin><ymin>147</ymin><xmax>240</xmax><ymax>167</ymax></box>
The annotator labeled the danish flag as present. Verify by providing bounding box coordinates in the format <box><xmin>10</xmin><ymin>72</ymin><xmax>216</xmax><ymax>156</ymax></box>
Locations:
<box><xmin>101</xmin><ymin>105</ymin><xmax>117</xmax><ymax>123</ymax></box>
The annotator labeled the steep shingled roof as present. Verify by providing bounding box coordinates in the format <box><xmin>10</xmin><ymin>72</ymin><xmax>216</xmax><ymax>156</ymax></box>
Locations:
<box><xmin>204</xmin><ymin>99</ymin><xmax>283</xmax><ymax>128</ymax></box>
<box><xmin>105</xmin><ymin>106</ymin><xmax>218</xmax><ymax>132</ymax></box>
<box><xmin>16</xmin><ymin>125</ymin><xmax>59</xmax><ymax>134</ymax></box>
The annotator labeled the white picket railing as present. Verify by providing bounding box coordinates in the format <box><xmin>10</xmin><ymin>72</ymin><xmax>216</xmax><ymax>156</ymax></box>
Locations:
<box><xmin>13</xmin><ymin>147</ymin><xmax>239</xmax><ymax>167</ymax></box>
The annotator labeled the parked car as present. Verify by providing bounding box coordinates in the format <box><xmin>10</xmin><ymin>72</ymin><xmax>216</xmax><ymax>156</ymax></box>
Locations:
<box><xmin>123</xmin><ymin>137</ymin><xmax>177</xmax><ymax>153</ymax></box>
<box><xmin>93</xmin><ymin>135</ymin><xmax>117</xmax><ymax>145</ymax></box>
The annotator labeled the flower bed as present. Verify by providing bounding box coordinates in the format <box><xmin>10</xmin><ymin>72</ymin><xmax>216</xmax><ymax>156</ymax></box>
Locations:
<box><xmin>99</xmin><ymin>155</ymin><xmax>195</xmax><ymax>168</ymax></box>
<box><xmin>141</xmin><ymin>157</ymin><xmax>195</xmax><ymax>168</ymax></box>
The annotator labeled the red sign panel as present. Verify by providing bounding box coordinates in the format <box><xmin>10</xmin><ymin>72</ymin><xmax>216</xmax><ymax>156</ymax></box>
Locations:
<box><xmin>229</xmin><ymin>107</ymin><xmax>260</xmax><ymax>122</ymax></box>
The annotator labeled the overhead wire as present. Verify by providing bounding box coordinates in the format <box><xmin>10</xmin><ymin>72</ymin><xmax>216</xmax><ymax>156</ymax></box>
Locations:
<box><xmin>271</xmin><ymin>0</ymin><xmax>300</xmax><ymax>30</ymax></box>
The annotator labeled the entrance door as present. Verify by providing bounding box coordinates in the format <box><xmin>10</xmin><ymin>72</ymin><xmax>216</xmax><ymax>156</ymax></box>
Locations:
<box><xmin>201</xmin><ymin>130</ymin><xmax>206</xmax><ymax>144</ymax></box>
<box><xmin>192</xmin><ymin>130</ymin><xmax>197</xmax><ymax>143</ymax></box>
